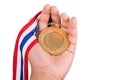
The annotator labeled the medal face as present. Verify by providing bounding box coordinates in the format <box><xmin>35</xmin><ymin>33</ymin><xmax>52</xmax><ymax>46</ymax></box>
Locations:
<box><xmin>38</xmin><ymin>26</ymin><xmax>69</xmax><ymax>56</ymax></box>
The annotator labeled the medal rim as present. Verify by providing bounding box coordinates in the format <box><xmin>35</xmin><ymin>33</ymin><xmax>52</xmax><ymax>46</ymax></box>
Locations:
<box><xmin>38</xmin><ymin>26</ymin><xmax>69</xmax><ymax>56</ymax></box>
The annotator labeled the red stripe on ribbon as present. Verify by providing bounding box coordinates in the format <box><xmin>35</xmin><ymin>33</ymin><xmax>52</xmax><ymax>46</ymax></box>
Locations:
<box><xmin>24</xmin><ymin>39</ymin><xmax>38</xmax><ymax>80</ymax></box>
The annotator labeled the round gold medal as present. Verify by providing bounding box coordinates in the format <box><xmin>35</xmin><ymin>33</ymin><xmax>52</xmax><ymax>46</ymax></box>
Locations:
<box><xmin>38</xmin><ymin>26</ymin><xmax>69</xmax><ymax>56</ymax></box>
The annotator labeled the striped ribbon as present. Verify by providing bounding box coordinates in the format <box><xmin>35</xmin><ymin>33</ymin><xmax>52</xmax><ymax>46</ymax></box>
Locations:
<box><xmin>13</xmin><ymin>11</ymin><xmax>42</xmax><ymax>80</ymax></box>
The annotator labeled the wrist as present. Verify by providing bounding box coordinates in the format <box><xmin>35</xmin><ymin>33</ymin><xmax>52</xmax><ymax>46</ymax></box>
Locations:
<box><xmin>30</xmin><ymin>71</ymin><xmax>62</xmax><ymax>80</ymax></box>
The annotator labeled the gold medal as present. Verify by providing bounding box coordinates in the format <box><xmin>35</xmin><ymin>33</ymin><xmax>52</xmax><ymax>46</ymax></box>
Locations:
<box><xmin>38</xmin><ymin>26</ymin><xmax>69</xmax><ymax>56</ymax></box>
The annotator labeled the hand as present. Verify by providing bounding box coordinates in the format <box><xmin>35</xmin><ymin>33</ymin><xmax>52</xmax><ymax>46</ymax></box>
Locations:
<box><xmin>28</xmin><ymin>4</ymin><xmax>77</xmax><ymax>80</ymax></box>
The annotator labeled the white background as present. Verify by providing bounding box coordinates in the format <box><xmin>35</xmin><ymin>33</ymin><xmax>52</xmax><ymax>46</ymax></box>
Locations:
<box><xmin>0</xmin><ymin>0</ymin><xmax>120</xmax><ymax>80</ymax></box>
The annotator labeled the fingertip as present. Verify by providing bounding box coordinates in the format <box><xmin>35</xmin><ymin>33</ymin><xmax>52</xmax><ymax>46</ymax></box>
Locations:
<box><xmin>42</xmin><ymin>4</ymin><xmax>51</xmax><ymax>13</ymax></box>
<box><xmin>61</xmin><ymin>13</ymin><xmax>69</xmax><ymax>21</ymax></box>
<box><xmin>44</xmin><ymin>4</ymin><xmax>51</xmax><ymax>8</ymax></box>
<box><xmin>71</xmin><ymin>17</ymin><xmax>77</xmax><ymax>23</ymax></box>
<box><xmin>39</xmin><ymin>4</ymin><xmax>51</xmax><ymax>31</ymax></box>
<box><xmin>70</xmin><ymin>16</ymin><xmax>77</xmax><ymax>29</ymax></box>
<box><xmin>51</xmin><ymin>6</ymin><xmax>57</xmax><ymax>13</ymax></box>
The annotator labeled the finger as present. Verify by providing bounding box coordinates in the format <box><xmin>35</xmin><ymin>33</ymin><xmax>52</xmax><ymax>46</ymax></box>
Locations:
<box><xmin>69</xmin><ymin>17</ymin><xmax>77</xmax><ymax>43</ymax></box>
<box><xmin>67</xmin><ymin>17</ymin><xmax>77</xmax><ymax>52</ymax></box>
<box><xmin>61</xmin><ymin>13</ymin><xmax>70</xmax><ymax>32</ymax></box>
<box><xmin>51</xmin><ymin>6</ymin><xmax>61</xmax><ymax>27</ymax></box>
<box><xmin>39</xmin><ymin>4</ymin><xmax>51</xmax><ymax>31</ymax></box>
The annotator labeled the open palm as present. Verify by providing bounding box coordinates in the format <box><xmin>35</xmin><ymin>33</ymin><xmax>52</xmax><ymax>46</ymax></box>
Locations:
<box><xmin>28</xmin><ymin>4</ymin><xmax>77</xmax><ymax>80</ymax></box>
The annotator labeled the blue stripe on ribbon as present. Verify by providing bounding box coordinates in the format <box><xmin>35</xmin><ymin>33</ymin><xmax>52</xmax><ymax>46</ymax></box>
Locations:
<box><xmin>20</xmin><ymin>25</ymin><xmax>37</xmax><ymax>80</ymax></box>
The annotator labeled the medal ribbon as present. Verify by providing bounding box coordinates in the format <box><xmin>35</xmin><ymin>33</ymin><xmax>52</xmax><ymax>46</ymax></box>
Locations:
<box><xmin>13</xmin><ymin>11</ymin><xmax>42</xmax><ymax>80</ymax></box>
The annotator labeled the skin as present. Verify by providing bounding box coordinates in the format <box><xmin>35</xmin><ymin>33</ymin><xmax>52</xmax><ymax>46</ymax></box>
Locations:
<box><xmin>28</xmin><ymin>4</ymin><xmax>77</xmax><ymax>80</ymax></box>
